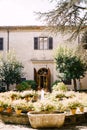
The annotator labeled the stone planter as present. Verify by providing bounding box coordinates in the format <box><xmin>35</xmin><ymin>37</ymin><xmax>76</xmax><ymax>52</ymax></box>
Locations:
<box><xmin>0</xmin><ymin>112</ymin><xmax>29</xmax><ymax>125</ymax></box>
<box><xmin>27</xmin><ymin>112</ymin><xmax>65</xmax><ymax>128</ymax></box>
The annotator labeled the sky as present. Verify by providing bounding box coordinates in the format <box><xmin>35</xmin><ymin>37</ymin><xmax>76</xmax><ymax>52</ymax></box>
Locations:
<box><xmin>0</xmin><ymin>0</ymin><xmax>56</xmax><ymax>26</ymax></box>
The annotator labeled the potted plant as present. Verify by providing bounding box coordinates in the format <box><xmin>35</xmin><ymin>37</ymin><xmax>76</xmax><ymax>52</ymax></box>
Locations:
<box><xmin>0</xmin><ymin>99</ymin><xmax>4</xmax><ymax>112</ymax></box>
<box><xmin>65</xmin><ymin>91</ymin><xmax>76</xmax><ymax>98</ymax></box>
<box><xmin>10</xmin><ymin>91</ymin><xmax>21</xmax><ymax>101</ymax></box>
<box><xmin>12</xmin><ymin>99</ymin><xmax>26</xmax><ymax>115</ymax></box>
<box><xmin>78</xmin><ymin>100</ymin><xmax>85</xmax><ymax>113</ymax></box>
<box><xmin>2</xmin><ymin>99</ymin><xmax>12</xmax><ymax>113</ymax></box>
<box><xmin>33</xmin><ymin>100</ymin><xmax>57</xmax><ymax>113</ymax></box>
<box><xmin>66</xmin><ymin>98</ymin><xmax>81</xmax><ymax>115</ymax></box>
<box><xmin>20</xmin><ymin>90</ymin><xmax>36</xmax><ymax>101</ymax></box>
<box><xmin>27</xmin><ymin>102</ymin><xmax>35</xmax><ymax>112</ymax></box>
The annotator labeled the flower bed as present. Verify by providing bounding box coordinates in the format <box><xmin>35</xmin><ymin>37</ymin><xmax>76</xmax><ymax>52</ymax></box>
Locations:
<box><xmin>0</xmin><ymin>85</ymin><xmax>87</xmax><ymax>128</ymax></box>
<box><xmin>0</xmin><ymin>90</ymin><xmax>87</xmax><ymax>114</ymax></box>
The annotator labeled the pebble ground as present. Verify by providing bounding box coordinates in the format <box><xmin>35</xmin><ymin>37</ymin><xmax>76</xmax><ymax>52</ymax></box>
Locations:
<box><xmin>0</xmin><ymin>121</ymin><xmax>87</xmax><ymax>130</ymax></box>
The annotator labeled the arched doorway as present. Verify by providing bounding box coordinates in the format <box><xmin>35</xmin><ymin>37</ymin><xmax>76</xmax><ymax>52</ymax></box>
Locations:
<box><xmin>34</xmin><ymin>68</ymin><xmax>51</xmax><ymax>91</ymax></box>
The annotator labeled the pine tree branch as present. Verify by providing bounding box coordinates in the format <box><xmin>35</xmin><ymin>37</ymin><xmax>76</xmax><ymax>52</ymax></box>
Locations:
<box><xmin>36</xmin><ymin>0</ymin><xmax>87</xmax><ymax>40</ymax></box>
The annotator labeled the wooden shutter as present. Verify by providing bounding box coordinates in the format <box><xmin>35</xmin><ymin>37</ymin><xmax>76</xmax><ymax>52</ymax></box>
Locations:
<box><xmin>34</xmin><ymin>37</ymin><xmax>38</xmax><ymax>50</ymax></box>
<box><xmin>0</xmin><ymin>38</ymin><xmax>3</xmax><ymax>50</ymax></box>
<box><xmin>34</xmin><ymin>68</ymin><xmax>37</xmax><ymax>81</ymax></box>
<box><xmin>48</xmin><ymin>37</ymin><xmax>53</xmax><ymax>49</ymax></box>
<box><xmin>47</xmin><ymin>68</ymin><xmax>51</xmax><ymax>91</ymax></box>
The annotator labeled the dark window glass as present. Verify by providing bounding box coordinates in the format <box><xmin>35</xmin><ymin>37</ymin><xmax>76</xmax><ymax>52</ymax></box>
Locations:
<box><xmin>39</xmin><ymin>37</ymin><xmax>48</xmax><ymax>50</ymax></box>
<box><xmin>0</xmin><ymin>38</ymin><xmax>3</xmax><ymax>50</ymax></box>
<box><xmin>34</xmin><ymin>37</ymin><xmax>38</xmax><ymax>50</ymax></box>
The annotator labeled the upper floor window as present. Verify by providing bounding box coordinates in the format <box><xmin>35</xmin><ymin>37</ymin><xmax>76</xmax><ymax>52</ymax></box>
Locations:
<box><xmin>34</xmin><ymin>37</ymin><xmax>53</xmax><ymax>50</ymax></box>
<box><xmin>0</xmin><ymin>38</ymin><xmax>3</xmax><ymax>50</ymax></box>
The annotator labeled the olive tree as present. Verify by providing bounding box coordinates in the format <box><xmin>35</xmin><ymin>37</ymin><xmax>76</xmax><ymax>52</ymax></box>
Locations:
<box><xmin>0</xmin><ymin>52</ymin><xmax>24</xmax><ymax>91</ymax></box>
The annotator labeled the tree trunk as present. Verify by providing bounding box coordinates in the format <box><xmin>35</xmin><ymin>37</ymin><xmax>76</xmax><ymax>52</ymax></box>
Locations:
<box><xmin>7</xmin><ymin>84</ymin><xmax>10</xmax><ymax>91</ymax></box>
<box><xmin>73</xmin><ymin>79</ymin><xmax>77</xmax><ymax>91</ymax></box>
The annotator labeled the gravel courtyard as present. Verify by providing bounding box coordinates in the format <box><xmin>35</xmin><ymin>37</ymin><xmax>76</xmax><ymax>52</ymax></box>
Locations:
<box><xmin>0</xmin><ymin>120</ymin><xmax>87</xmax><ymax>130</ymax></box>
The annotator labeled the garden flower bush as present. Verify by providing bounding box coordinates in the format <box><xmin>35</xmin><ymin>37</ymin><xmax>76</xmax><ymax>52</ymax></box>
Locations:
<box><xmin>52</xmin><ymin>82</ymin><xmax>68</xmax><ymax>92</ymax></box>
<box><xmin>0</xmin><ymin>88</ymin><xmax>87</xmax><ymax>114</ymax></box>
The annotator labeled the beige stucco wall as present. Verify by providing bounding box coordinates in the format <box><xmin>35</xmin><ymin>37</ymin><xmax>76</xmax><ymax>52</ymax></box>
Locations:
<box><xmin>9</xmin><ymin>30</ymin><xmax>55</xmax><ymax>80</ymax></box>
<box><xmin>0</xmin><ymin>26</ymin><xmax>87</xmax><ymax>90</ymax></box>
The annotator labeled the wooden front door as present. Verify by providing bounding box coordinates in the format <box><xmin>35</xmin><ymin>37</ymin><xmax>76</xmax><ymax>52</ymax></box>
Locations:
<box><xmin>34</xmin><ymin>68</ymin><xmax>51</xmax><ymax>91</ymax></box>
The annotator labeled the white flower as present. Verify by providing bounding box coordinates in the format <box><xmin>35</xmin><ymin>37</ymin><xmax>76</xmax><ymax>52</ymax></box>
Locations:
<box><xmin>21</xmin><ymin>90</ymin><xmax>36</xmax><ymax>98</ymax></box>
<box><xmin>12</xmin><ymin>99</ymin><xmax>27</xmax><ymax>110</ymax></box>
<box><xmin>52</xmin><ymin>82</ymin><xmax>68</xmax><ymax>92</ymax></box>
<box><xmin>33</xmin><ymin>99</ymin><xmax>57</xmax><ymax>112</ymax></box>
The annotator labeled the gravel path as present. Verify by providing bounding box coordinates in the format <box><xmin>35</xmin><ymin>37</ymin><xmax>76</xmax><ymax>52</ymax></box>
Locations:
<box><xmin>0</xmin><ymin>121</ymin><xmax>87</xmax><ymax>130</ymax></box>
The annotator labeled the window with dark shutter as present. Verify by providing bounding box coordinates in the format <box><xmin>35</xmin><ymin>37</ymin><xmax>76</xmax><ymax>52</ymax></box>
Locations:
<box><xmin>0</xmin><ymin>38</ymin><xmax>3</xmax><ymax>50</ymax></box>
<box><xmin>48</xmin><ymin>37</ymin><xmax>53</xmax><ymax>49</ymax></box>
<box><xmin>34</xmin><ymin>37</ymin><xmax>53</xmax><ymax>50</ymax></box>
<box><xmin>34</xmin><ymin>37</ymin><xmax>38</xmax><ymax>50</ymax></box>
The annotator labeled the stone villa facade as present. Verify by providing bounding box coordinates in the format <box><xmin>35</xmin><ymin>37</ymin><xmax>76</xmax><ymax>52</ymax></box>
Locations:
<box><xmin>0</xmin><ymin>26</ymin><xmax>87</xmax><ymax>90</ymax></box>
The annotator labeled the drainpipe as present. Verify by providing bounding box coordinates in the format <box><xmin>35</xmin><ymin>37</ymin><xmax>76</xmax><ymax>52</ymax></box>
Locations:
<box><xmin>7</xmin><ymin>28</ymin><xmax>9</xmax><ymax>52</ymax></box>
<box><xmin>78</xmin><ymin>34</ymin><xmax>80</xmax><ymax>44</ymax></box>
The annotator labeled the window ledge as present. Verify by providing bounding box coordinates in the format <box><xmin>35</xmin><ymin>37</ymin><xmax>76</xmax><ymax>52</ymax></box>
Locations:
<box><xmin>31</xmin><ymin>59</ymin><xmax>54</xmax><ymax>64</ymax></box>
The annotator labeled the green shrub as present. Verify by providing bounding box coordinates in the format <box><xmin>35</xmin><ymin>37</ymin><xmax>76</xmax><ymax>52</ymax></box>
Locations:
<box><xmin>16</xmin><ymin>82</ymin><xmax>30</xmax><ymax>91</ymax></box>
<box><xmin>16</xmin><ymin>80</ymin><xmax>37</xmax><ymax>91</ymax></box>
<box><xmin>25</xmin><ymin>80</ymin><xmax>37</xmax><ymax>90</ymax></box>
<box><xmin>51</xmin><ymin>80</ymin><xmax>61</xmax><ymax>87</ymax></box>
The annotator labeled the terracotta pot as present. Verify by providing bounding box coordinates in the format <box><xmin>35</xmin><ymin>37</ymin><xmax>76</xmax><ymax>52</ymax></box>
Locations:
<box><xmin>15</xmin><ymin>109</ymin><xmax>22</xmax><ymax>115</ymax></box>
<box><xmin>70</xmin><ymin>108</ymin><xmax>77</xmax><ymax>115</ymax></box>
<box><xmin>79</xmin><ymin>107</ymin><xmax>84</xmax><ymax>113</ymax></box>
<box><xmin>6</xmin><ymin>107</ymin><xmax>12</xmax><ymax>113</ymax></box>
<box><xmin>0</xmin><ymin>107</ymin><xmax>4</xmax><ymax>112</ymax></box>
<box><xmin>25</xmin><ymin>96</ymin><xmax>31</xmax><ymax>102</ymax></box>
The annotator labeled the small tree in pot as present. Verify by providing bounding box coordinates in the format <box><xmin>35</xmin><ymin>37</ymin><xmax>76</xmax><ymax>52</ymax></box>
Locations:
<box><xmin>54</xmin><ymin>46</ymin><xmax>87</xmax><ymax>91</ymax></box>
<box><xmin>0</xmin><ymin>51</ymin><xmax>24</xmax><ymax>91</ymax></box>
